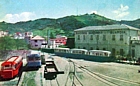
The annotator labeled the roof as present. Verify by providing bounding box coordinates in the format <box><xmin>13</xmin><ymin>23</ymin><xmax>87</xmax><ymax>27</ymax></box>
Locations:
<box><xmin>70</xmin><ymin>48</ymin><xmax>88</xmax><ymax>51</ymax></box>
<box><xmin>2</xmin><ymin>56</ymin><xmax>22</xmax><ymax>65</ymax></box>
<box><xmin>89</xmin><ymin>50</ymin><xmax>111</xmax><ymax>53</ymax></box>
<box><xmin>27</xmin><ymin>54</ymin><xmax>40</xmax><ymax>58</ymax></box>
<box><xmin>55</xmin><ymin>48</ymin><xmax>70</xmax><ymax>50</ymax></box>
<box><xmin>31</xmin><ymin>35</ymin><xmax>44</xmax><ymax>40</ymax></box>
<box><xmin>74</xmin><ymin>24</ymin><xmax>140</xmax><ymax>31</ymax></box>
<box><xmin>50</xmin><ymin>37</ymin><xmax>67</xmax><ymax>41</ymax></box>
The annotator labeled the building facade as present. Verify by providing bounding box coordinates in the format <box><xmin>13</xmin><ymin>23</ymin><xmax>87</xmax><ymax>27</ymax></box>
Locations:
<box><xmin>47</xmin><ymin>35</ymin><xmax>67</xmax><ymax>49</ymax></box>
<box><xmin>30</xmin><ymin>35</ymin><xmax>45</xmax><ymax>49</ymax></box>
<box><xmin>74</xmin><ymin>24</ymin><xmax>140</xmax><ymax>58</ymax></box>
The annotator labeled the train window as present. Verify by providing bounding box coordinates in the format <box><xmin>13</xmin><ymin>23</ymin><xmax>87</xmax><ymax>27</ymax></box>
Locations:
<box><xmin>96</xmin><ymin>53</ymin><xmax>99</xmax><ymax>56</ymax></box>
<box><xmin>104</xmin><ymin>53</ymin><xmax>108</xmax><ymax>56</ymax></box>
<box><xmin>82</xmin><ymin>51</ymin><xmax>85</xmax><ymax>54</ymax></box>
<box><xmin>100</xmin><ymin>53</ymin><xmax>103</xmax><ymax>56</ymax></box>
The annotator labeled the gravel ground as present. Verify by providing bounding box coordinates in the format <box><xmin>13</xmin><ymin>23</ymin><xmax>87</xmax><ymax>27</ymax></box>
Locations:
<box><xmin>51</xmin><ymin>55</ymin><xmax>140</xmax><ymax>86</ymax></box>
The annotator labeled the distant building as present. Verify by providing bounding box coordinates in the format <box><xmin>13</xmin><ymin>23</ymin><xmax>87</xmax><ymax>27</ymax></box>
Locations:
<box><xmin>14</xmin><ymin>32</ymin><xmax>24</xmax><ymax>39</ymax></box>
<box><xmin>14</xmin><ymin>32</ymin><xmax>33</xmax><ymax>40</ymax></box>
<box><xmin>49</xmin><ymin>35</ymin><xmax>67</xmax><ymax>48</ymax></box>
<box><xmin>30</xmin><ymin>35</ymin><xmax>45</xmax><ymax>49</ymax></box>
<box><xmin>74</xmin><ymin>24</ymin><xmax>140</xmax><ymax>58</ymax></box>
<box><xmin>0</xmin><ymin>31</ymin><xmax>8</xmax><ymax>37</ymax></box>
<box><xmin>24</xmin><ymin>32</ymin><xmax>33</xmax><ymax>44</ymax></box>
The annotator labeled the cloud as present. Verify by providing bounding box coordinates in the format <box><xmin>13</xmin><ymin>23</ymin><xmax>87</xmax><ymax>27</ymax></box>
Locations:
<box><xmin>113</xmin><ymin>4</ymin><xmax>129</xmax><ymax>19</ymax></box>
<box><xmin>3</xmin><ymin>12</ymin><xmax>36</xmax><ymax>23</ymax></box>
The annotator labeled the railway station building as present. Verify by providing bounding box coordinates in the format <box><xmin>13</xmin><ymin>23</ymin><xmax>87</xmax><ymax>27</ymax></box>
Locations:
<box><xmin>74</xmin><ymin>24</ymin><xmax>140</xmax><ymax>59</ymax></box>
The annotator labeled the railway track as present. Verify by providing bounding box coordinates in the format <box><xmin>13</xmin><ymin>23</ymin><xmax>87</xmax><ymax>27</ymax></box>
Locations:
<box><xmin>68</xmin><ymin>59</ymin><xmax>140</xmax><ymax>86</ymax></box>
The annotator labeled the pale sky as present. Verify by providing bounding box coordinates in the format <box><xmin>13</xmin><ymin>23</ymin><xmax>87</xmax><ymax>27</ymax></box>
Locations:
<box><xmin>0</xmin><ymin>0</ymin><xmax>140</xmax><ymax>23</ymax></box>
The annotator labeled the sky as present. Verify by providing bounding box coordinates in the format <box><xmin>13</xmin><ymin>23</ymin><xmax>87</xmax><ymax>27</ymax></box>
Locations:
<box><xmin>0</xmin><ymin>0</ymin><xmax>140</xmax><ymax>23</ymax></box>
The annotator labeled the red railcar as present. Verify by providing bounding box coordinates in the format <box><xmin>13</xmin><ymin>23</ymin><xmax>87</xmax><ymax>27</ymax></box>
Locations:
<box><xmin>0</xmin><ymin>56</ymin><xmax>23</xmax><ymax>79</ymax></box>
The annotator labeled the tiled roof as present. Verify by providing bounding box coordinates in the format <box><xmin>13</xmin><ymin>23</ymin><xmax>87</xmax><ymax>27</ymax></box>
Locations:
<box><xmin>31</xmin><ymin>35</ymin><xmax>44</xmax><ymax>40</ymax></box>
<box><xmin>74</xmin><ymin>24</ymin><xmax>140</xmax><ymax>31</ymax></box>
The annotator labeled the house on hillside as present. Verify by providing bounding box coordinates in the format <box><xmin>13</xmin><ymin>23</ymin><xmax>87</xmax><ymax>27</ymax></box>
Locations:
<box><xmin>74</xmin><ymin>24</ymin><xmax>140</xmax><ymax>59</ymax></box>
<box><xmin>0</xmin><ymin>31</ymin><xmax>8</xmax><ymax>37</ymax></box>
<box><xmin>14</xmin><ymin>32</ymin><xmax>24</xmax><ymax>39</ymax></box>
<box><xmin>30</xmin><ymin>35</ymin><xmax>45</xmax><ymax>49</ymax></box>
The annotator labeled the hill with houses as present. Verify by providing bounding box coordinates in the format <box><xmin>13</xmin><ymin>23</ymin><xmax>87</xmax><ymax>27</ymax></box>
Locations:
<box><xmin>0</xmin><ymin>13</ymin><xmax>140</xmax><ymax>37</ymax></box>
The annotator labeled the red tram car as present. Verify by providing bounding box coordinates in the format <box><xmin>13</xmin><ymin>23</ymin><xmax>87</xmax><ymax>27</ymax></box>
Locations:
<box><xmin>0</xmin><ymin>56</ymin><xmax>23</xmax><ymax>79</ymax></box>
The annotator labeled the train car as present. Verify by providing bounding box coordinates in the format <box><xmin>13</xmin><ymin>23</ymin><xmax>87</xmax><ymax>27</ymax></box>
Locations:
<box><xmin>54</xmin><ymin>48</ymin><xmax>115</xmax><ymax>62</ymax></box>
<box><xmin>86</xmin><ymin>50</ymin><xmax>114</xmax><ymax>62</ymax></box>
<box><xmin>54</xmin><ymin>48</ymin><xmax>88</xmax><ymax>59</ymax></box>
<box><xmin>0</xmin><ymin>56</ymin><xmax>23</xmax><ymax>79</ymax></box>
<box><xmin>68</xmin><ymin>48</ymin><xmax>88</xmax><ymax>59</ymax></box>
<box><xmin>88</xmin><ymin>50</ymin><xmax>111</xmax><ymax>57</ymax></box>
<box><xmin>54</xmin><ymin>48</ymin><xmax>70</xmax><ymax>57</ymax></box>
<box><xmin>26</xmin><ymin>52</ymin><xmax>41</xmax><ymax>68</ymax></box>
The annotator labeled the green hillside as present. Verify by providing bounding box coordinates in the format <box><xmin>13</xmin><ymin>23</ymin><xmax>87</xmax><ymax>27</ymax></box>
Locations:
<box><xmin>1</xmin><ymin>13</ymin><xmax>139</xmax><ymax>37</ymax></box>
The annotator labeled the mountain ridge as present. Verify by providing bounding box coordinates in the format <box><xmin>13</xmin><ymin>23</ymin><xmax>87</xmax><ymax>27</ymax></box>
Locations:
<box><xmin>0</xmin><ymin>13</ymin><xmax>139</xmax><ymax>37</ymax></box>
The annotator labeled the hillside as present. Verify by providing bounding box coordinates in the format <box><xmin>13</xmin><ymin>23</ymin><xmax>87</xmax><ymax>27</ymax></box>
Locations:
<box><xmin>121</xmin><ymin>19</ymin><xmax>140</xmax><ymax>29</ymax></box>
<box><xmin>0</xmin><ymin>13</ymin><xmax>139</xmax><ymax>37</ymax></box>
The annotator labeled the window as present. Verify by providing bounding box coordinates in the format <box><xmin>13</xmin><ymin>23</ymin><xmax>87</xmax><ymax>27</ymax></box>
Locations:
<box><xmin>90</xmin><ymin>35</ymin><xmax>93</xmax><ymax>40</ymax></box>
<box><xmin>34</xmin><ymin>40</ymin><xmax>37</xmax><ymax>42</ymax></box>
<box><xmin>112</xmin><ymin>35</ymin><xmax>115</xmax><ymax>41</ymax></box>
<box><xmin>90</xmin><ymin>47</ymin><xmax>93</xmax><ymax>50</ymax></box>
<box><xmin>112</xmin><ymin>48</ymin><xmax>116</xmax><ymax>56</ymax></box>
<box><xmin>103</xmin><ymin>35</ymin><xmax>106</xmax><ymax>41</ymax></box>
<box><xmin>132</xmin><ymin>49</ymin><xmax>135</xmax><ymax>57</ymax></box>
<box><xmin>120</xmin><ymin>49</ymin><xmax>124</xmax><ymax>56</ymax></box>
<box><xmin>35</xmin><ymin>57</ymin><xmax>40</xmax><ymax>60</ymax></box>
<box><xmin>3</xmin><ymin>65</ymin><xmax>12</xmax><ymax>70</ymax></box>
<box><xmin>28</xmin><ymin>57</ymin><xmax>34</xmax><ymax>61</ymax></box>
<box><xmin>120</xmin><ymin>35</ymin><xmax>123</xmax><ymax>41</ymax></box>
<box><xmin>103</xmin><ymin>48</ymin><xmax>106</xmax><ymax>50</ymax></box>
<box><xmin>77</xmin><ymin>35</ymin><xmax>80</xmax><ymax>40</ymax></box>
<box><xmin>83</xmin><ymin>35</ymin><xmax>86</xmax><ymax>40</ymax></box>
<box><xmin>96</xmin><ymin>35</ymin><xmax>99</xmax><ymax>40</ymax></box>
<box><xmin>96</xmin><ymin>48</ymin><xmax>99</xmax><ymax>50</ymax></box>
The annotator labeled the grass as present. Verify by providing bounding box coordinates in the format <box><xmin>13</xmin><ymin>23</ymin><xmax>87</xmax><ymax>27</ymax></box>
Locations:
<box><xmin>21</xmin><ymin>71</ymin><xmax>37</xmax><ymax>86</ymax></box>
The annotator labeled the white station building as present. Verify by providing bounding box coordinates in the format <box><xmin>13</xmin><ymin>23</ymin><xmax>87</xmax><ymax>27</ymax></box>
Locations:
<box><xmin>74</xmin><ymin>24</ymin><xmax>140</xmax><ymax>59</ymax></box>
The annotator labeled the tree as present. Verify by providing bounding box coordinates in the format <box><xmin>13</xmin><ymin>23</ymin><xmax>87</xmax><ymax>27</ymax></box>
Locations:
<box><xmin>0</xmin><ymin>36</ymin><xmax>15</xmax><ymax>50</ymax></box>
<box><xmin>0</xmin><ymin>36</ymin><xmax>28</xmax><ymax>59</ymax></box>
<box><xmin>14</xmin><ymin>39</ymin><xmax>28</xmax><ymax>50</ymax></box>
<box><xmin>50</xmin><ymin>32</ymin><xmax>55</xmax><ymax>39</ymax></box>
<box><xmin>0</xmin><ymin>36</ymin><xmax>15</xmax><ymax>59</ymax></box>
<box><xmin>65</xmin><ymin>37</ymin><xmax>75</xmax><ymax>49</ymax></box>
